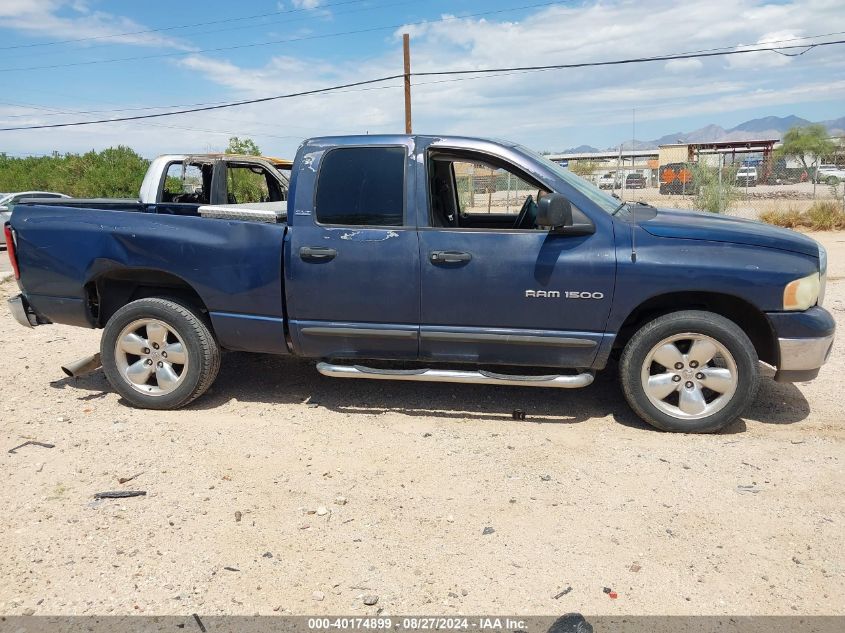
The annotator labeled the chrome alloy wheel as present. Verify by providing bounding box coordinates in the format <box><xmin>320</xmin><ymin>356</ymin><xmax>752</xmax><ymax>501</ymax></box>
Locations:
<box><xmin>640</xmin><ymin>332</ymin><xmax>738</xmax><ymax>420</ymax></box>
<box><xmin>113</xmin><ymin>318</ymin><xmax>188</xmax><ymax>396</ymax></box>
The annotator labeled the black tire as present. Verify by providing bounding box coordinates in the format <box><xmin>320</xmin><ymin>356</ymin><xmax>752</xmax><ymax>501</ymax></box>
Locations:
<box><xmin>619</xmin><ymin>310</ymin><xmax>759</xmax><ymax>433</ymax></box>
<box><xmin>100</xmin><ymin>297</ymin><xmax>220</xmax><ymax>409</ymax></box>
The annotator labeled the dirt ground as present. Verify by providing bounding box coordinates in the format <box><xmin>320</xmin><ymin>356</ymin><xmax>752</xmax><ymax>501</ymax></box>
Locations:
<box><xmin>0</xmin><ymin>232</ymin><xmax>843</xmax><ymax>617</ymax></box>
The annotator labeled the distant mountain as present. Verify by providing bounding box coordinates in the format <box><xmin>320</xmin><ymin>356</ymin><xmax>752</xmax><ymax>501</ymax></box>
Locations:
<box><xmin>558</xmin><ymin>114</ymin><xmax>844</xmax><ymax>154</ymax></box>
<box><xmin>560</xmin><ymin>144</ymin><xmax>600</xmax><ymax>153</ymax></box>
<box><xmin>728</xmin><ymin>115</ymin><xmax>811</xmax><ymax>133</ymax></box>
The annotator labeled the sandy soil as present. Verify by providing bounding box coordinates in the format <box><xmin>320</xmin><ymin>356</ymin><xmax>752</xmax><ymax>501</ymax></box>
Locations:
<box><xmin>0</xmin><ymin>233</ymin><xmax>843</xmax><ymax>617</ymax></box>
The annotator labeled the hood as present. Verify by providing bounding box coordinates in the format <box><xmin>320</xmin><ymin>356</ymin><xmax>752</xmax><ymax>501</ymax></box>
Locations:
<box><xmin>640</xmin><ymin>207</ymin><xmax>820</xmax><ymax>258</ymax></box>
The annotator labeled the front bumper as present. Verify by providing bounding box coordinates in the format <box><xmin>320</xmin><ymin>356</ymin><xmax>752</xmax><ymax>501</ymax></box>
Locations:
<box><xmin>768</xmin><ymin>307</ymin><xmax>835</xmax><ymax>382</ymax></box>
<box><xmin>8</xmin><ymin>294</ymin><xmax>36</xmax><ymax>328</ymax></box>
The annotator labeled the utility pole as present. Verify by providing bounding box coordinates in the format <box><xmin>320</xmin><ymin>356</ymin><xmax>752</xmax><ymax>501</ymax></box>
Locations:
<box><xmin>403</xmin><ymin>33</ymin><xmax>412</xmax><ymax>134</ymax></box>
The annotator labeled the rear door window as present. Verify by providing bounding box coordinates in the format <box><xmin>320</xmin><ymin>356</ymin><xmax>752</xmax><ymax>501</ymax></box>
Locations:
<box><xmin>315</xmin><ymin>146</ymin><xmax>405</xmax><ymax>226</ymax></box>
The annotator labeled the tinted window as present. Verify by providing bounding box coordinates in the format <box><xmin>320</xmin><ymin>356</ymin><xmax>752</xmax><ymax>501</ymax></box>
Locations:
<box><xmin>316</xmin><ymin>147</ymin><xmax>405</xmax><ymax>226</ymax></box>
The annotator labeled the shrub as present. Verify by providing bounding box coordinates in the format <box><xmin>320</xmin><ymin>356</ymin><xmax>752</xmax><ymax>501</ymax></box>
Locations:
<box><xmin>759</xmin><ymin>208</ymin><xmax>804</xmax><ymax>228</ymax></box>
<box><xmin>690</xmin><ymin>162</ymin><xmax>739</xmax><ymax>213</ymax></box>
<box><xmin>805</xmin><ymin>201</ymin><xmax>845</xmax><ymax>230</ymax></box>
<box><xmin>759</xmin><ymin>202</ymin><xmax>845</xmax><ymax>231</ymax></box>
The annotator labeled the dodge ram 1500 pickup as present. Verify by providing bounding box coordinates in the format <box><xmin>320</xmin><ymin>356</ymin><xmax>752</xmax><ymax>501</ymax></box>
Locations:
<box><xmin>4</xmin><ymin>135</ymin><xmax>835</xmax><ymax>433</ymax></box>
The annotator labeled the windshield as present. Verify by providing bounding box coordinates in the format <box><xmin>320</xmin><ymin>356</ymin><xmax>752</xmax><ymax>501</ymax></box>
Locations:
<box><xmin>514</xmin><ymin>145</ymin><xmax>622</xmax><ymax>215</ymax></box>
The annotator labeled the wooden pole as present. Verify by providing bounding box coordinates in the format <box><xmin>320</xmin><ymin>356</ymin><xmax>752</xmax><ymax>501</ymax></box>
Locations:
<box><xmin>403</xmin><ymin>33</ymin><xmax>412</xmax><ymax>134</ymax></box>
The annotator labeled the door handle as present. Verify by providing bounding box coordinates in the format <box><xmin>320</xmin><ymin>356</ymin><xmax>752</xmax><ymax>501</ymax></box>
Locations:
<box><xmin>430</xmin><ymin>250</ymin><xmax>472</xmax><ymax>264</ymax></box>
<box><xmin>299</xmin><ymin>246</ymin><xmax>337</xmax><ymax>262</ymax></box>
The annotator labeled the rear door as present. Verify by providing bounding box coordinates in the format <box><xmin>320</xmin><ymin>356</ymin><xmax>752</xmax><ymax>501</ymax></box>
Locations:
<box><xmin>286</xmin><ymin>139</ymin><xmax>420</xmax><ymax>360</ymax></box>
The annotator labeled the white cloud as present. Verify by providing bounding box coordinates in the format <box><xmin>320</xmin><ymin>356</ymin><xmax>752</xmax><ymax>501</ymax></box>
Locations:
<box><xmin>2</xmin><ymin>0</ymin><xmax>845</xmax><ymax>157</ymax></box>
<box><xmin>0</xmin><ymin>0</ymin><xmax>189</xmax><ymax>50</ymax></box>
<box><xmin>665</xmin><ymin>59</ymin><xmax>703</xmax><ymax>73</ymax></box>
<box><xmin>292</xmin><ymin>0</ymin><xmax>323</xmax><ymax>8</ymax></box>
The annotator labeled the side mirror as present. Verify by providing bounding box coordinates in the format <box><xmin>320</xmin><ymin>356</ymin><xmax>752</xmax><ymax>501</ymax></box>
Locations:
<box><xmin>536</xmin><ymin>193</ymin><xmax>572</xmax><ymax>228</ymax></box>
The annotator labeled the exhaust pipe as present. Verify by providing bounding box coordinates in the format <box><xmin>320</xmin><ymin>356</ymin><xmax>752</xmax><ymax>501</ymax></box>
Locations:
<box><xmin>61</xmin><ymin>353</ymin><xmax>102</xmax><ymax>378</ymax></box>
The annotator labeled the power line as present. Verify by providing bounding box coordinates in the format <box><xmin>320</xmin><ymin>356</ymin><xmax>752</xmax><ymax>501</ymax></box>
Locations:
<box><xmin>4</xmin><ymin>29</ymin><xmax>843</xmax><ymax>120</ymax></box>
<box><xmin>3</xmin><ymin>0</ymin><xmax>426</xmax><ymax>64</ymax></box>
<box><xmin>412</xmin><ymin>39</ymin><xmax>845</xmax><ymax>76</ymax></box>
<box><xmin>0</xmin><ymin>0</ymin><xmax>369</xmax><ymax>51</ymax></box>
<box><xmin>2</xmin><ymin>39</ymin><xmax>844</xmax><ymax>132</ymax></box>
<box><xmin>0</xmin><ymin>1</ymin><xmax>565</xmax><ymax>73</ymax></box>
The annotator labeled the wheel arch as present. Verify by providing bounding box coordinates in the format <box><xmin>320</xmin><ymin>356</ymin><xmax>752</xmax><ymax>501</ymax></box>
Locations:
<box><xmin>86</xmin><ymin>267</ymin><xmax>210</xmax><ymax>329</ymax></box>
<box><xmin>613</xmin><ymin>291</ymin><xmax>778</xmax><ymax>367</ymax></box>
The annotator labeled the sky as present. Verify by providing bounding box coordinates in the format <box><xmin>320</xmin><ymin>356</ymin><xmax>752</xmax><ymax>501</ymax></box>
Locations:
<box><xmin>0</xmin><ymin>0</ymin><xmax>844</xmax><ymax>159</ymax></box>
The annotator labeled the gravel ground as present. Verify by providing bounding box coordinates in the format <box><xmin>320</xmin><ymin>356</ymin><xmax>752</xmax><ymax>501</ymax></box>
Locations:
<box><xmin>0</xmin><ymin>232</ymin><xmax>843</xmax><ymax>617</ymax></box>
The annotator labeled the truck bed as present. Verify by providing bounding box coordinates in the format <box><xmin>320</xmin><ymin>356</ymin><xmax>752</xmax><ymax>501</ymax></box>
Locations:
<box><xmin>11</xmin><ymin>202</ymin><xmax>289</xmax><ymax>355</ymax></box>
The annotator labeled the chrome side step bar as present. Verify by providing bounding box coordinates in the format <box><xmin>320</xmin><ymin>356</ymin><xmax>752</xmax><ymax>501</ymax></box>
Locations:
<box><xmin>316</xmin><ymin>362</ymin><xmax>594</xmax><ymax>389</ymax></box>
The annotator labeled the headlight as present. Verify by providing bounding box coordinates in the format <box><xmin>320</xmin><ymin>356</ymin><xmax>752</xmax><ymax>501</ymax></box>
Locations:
<box><xmin>783</xmin><ymin>272</ymin><xmax>821</xmax><ymax>311</ymax></box>
<box><xmin>818</xmin><ymin>244</ymin><xmax>827</xmax><ymax>306</ymax></box>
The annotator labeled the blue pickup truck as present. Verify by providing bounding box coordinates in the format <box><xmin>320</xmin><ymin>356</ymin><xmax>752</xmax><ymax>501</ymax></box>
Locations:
<box><xmin>4</xmin><ymin>135</ymin><xmax>835</xmax><ymax>432</ymax></box>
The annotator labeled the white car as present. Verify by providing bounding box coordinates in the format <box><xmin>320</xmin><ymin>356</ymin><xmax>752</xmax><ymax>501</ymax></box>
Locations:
<box><xmin>1</xmin><ymin>191</ymin><xmax>70</xmax><ymax>248</ymax></box>
<box><xmin>735</xmin><ymin>166</ymin><xmax>758</xmax><ymax>187</ymax></box>
<box><xmin>816</xmin><ymin>164</ymin><xmax>845</xmax><ymax>184</ymax></box>
<box><xmin>596</xmin><ymin>172</ymin><xmax>620</xmax><ymax>189</ymax></box>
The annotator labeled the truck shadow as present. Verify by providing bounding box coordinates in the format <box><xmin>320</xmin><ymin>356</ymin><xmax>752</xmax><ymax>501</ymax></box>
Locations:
<box><xmin>196</xmin><ymin>353</ymin><xmax>812</xmax><ymax>431</ymax></box>
<box><xmin>49</xmin><ymin>353</ymin><xmax>811</xmax><ymax>432</ymax></box>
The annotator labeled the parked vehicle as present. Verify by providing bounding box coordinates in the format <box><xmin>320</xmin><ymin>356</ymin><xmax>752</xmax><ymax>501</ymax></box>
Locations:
<box><xmin>625</xmin><ymin>173</ymin><xmax>646</xmax><ymax>189</ymax></box>
<box><xmin>815</xmin><ymin>164</ymin><xmax>845</xmax><ymax>185</ymax></box>
<box><xmin>597</xmin><ymin>172</ymin><xmax>619</xmax><ymax>189</ymax></box>
<box><xmin>0</xmin><ymin>191</ymin><xmax>69</xmax><ymax>248</ymax></box>
<box><xmin>658</xmin><ymin>162</ymin><xmax>694</xmax><ymax>195</ymax></box>
<box><xmin>5</xmin><ymin>135</ymin><xmax>834</xmax><ymax>433</ymax></box>
<box><xmin>735</xmin><ymin>166</ymin><xmax>758</xmax><ymax>187</ymax></box>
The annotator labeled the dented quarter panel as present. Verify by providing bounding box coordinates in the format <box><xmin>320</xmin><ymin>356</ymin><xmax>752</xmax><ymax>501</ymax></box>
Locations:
<box><xmin>12</xmin><ymin>205</ymin><xmax>287</xmax><ymax>349</ymax></box>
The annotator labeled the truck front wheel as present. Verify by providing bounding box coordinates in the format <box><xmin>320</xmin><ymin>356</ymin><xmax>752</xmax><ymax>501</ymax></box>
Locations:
<box><xmin>100</xmin><ymin>298</ymin><xmax>220</xmax><ymax>409</ymax></box>
<box><xmin>619</xmin><ymin>310</ymin><xmax>759</xmax><ymax>433</ymax></box>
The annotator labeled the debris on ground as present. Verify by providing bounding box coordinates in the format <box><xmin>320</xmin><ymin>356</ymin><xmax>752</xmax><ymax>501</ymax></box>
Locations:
<box><xmin>512</xmin><ymin>409</ymin><xmax>526</xmax><ymax>420</ymax></box>
<box><xmin>316</xmin><ymin>506</ymin><xmax>329</xmax><ymax>516</ymax></box>
<box><xmin>629</xmin><ymin>563</ymin><xmax>642</xmax><ymax>572</ymax></box>
<box><xmin>540</xmin><ymin>474</ymin><xmax>552</xmax><ymax>481</ymax></box>
<box><xmin>8</xmin><ymin>440</ymin><xmax>55</xmax><ymax>454</ymax></box>
<box><xmin>736</xmin><ymin>485</ymin><xmax>761</xmax><ymax>494</ymax></box>
<box><xmin>312</xmin><ymin>591</ymin><xmax>325</xmax><ymax>601</ymax></box>
<box><xmin>334</xmin><ymin>496</ymin><xmax>348</xmax><ymax>505</ymax></box>
<box><xmin>482</xmin><ymin>526</ymin><xmax>495</xmax><ymax>535</ymax></box>
<box><xmin>553</xmin><ymin>586</ymin><xmax>573</xmax><ymax>599</ymax></box>
<box><xmin>223</xmin><ymin>566</ymin><xmax>239</xmax><ymax>572</ymax></box>
<box><xmin>192</xmin><ymin>613</ymin><xmax>206</xmax><ymax>632</ymax></box>
<box><xmin>262</xmin><ymin>552</ymin><xmax>273</xmax><ymax>558</ymax></box>
<box><xmin>363</xmin><ymin>594</ymin><xmax>379</xmax><ymax>606</ymax></box>
<box><xmin>93</xmin><ymin>490</ymin><xmax>146</xmax><ymax>499</ymax></box>
<box><xmin>118</xmin><ymin>472</ymin><xmax>144</xmax><ymax>484</ymax></box>
<box><xmin>603</xmin><ymin>587</ymin><xmax>612</xmax><ymax>594</ymax></box>
<box><xmin>234</xmin><ymin>511</ymin><xmax>242</xmax><ymax>522</ymax></box>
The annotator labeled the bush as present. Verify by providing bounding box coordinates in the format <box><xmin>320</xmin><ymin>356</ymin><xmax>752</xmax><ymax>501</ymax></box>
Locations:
<box><xmin>759</xmin><ymin>207</ymin><xmax>804</xmax><ymax>228</ymax></box>
<box><xmin>0</xmin><ymin>147</ymin><xmax>149</xmax><ymax>198</ymax></box>
<box><xmin>690</xmin><ymin>163</ymin><xmax>739</xmax><ymax>213</ymax></box>
<box><xmin>760</xmin><ymin>202</ymin><xmax>845</xmax><ymax>231</ymax></box>
<box><xmin>806</xmin><ymin>201</ymin><xmax>845</xmax><ymax>230</ymax></box>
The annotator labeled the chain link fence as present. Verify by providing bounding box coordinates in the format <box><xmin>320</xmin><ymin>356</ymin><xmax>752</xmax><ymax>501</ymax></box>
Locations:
<box><xmin>562</xmin><ymin>140</ymin><xmax>845</xmax><ymax>228</ymax></box>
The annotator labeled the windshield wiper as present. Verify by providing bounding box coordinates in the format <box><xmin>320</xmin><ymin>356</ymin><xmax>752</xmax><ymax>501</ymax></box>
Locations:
<box><xmin>611</xmin><ymin>201</ymin><xmax>628</xmax><ymax>216</ymax></box>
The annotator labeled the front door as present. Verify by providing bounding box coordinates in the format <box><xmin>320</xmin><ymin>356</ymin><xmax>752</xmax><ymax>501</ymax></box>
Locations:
<box><xmin>286</xmin><ymin>140</ymin><xmax>420</xmax><ymax>360</ymax></box>
<box><xmin>418</xmin><ymin>150</ymin><xmax>616</xmax><ymax>368</ymax></box>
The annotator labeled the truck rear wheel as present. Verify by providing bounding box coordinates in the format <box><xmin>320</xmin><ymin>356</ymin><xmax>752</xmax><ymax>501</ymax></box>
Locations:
<box><xmin>619</xmin><ymin>310</ymin><xmax>759</xmax><ymax>433</ymax></box>
<box><xmin>100</xmin><ymin>298</ymin><xmax>220</xmax><ymax>409</ymax></box>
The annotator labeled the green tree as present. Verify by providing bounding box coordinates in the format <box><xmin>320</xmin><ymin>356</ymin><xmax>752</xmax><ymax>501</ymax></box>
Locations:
<box><xmin>568</xmin><ymin>160</ymin><xmax>600</xmax><ymax>180</ymax></box>
<box><xmin>776</xmin><ymin>124</ymin><xmax>836</xmax><ymax>197</ymax></box>
<box><xmin>226</xmin><ymin>136</ymin><xmax>261</xmax><ymax>156</ymax></box>
<box><xmin>0</xmin><ymin>146</ymin><xmax>149</xmax><ymax>198</ymax></box>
